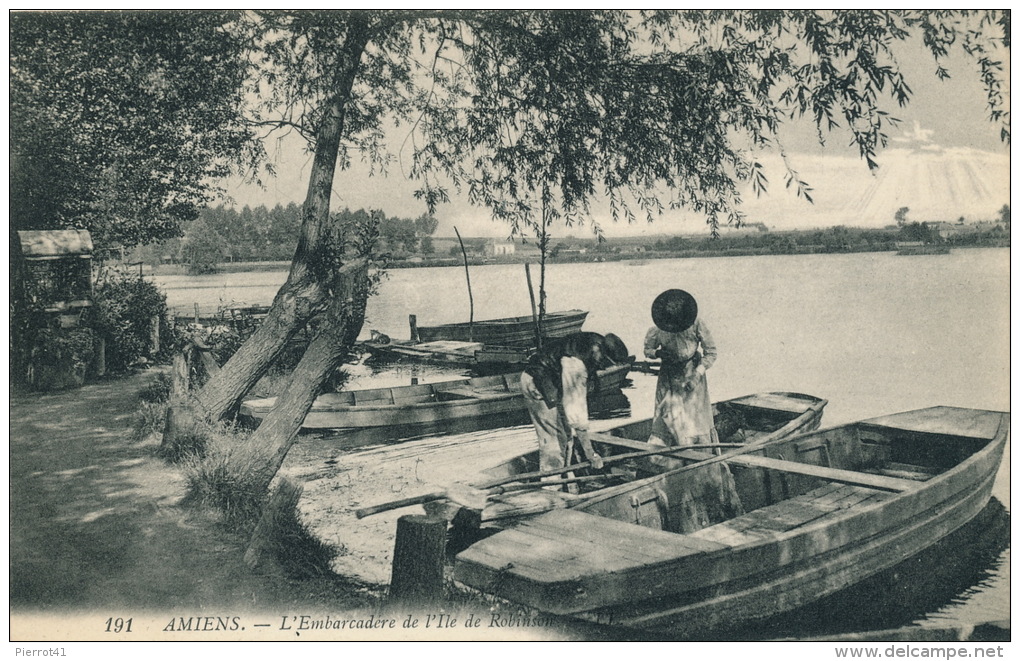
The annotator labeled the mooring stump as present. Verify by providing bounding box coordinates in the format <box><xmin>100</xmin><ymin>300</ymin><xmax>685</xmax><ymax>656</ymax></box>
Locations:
<box><xmin>388</xmin><ymin>514</ymin><xmax>447</xmax><ymax>607</ymax></box>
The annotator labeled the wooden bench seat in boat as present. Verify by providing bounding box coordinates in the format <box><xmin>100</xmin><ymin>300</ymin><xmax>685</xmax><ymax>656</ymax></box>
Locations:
<box><xmin>689</xmin><ymin>483</ymin><xmax>897</xmax><ymax>547</ymax></box>
<box><xmin>674</xmin><ymin>449</ymin><xmax>919</xmax><ymax>493</ymax></box>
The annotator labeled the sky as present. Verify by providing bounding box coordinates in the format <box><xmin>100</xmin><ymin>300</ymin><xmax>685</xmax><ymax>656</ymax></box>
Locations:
<box><xmin>221</xmin><ymin>21</ymin><xmax>1011</xmax><ymax>239</ymax></box>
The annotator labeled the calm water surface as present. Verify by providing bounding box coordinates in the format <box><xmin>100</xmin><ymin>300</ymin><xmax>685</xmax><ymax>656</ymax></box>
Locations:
<box><xmin>154</xmin><ymin>248</ymin><xmax>1010</xmax><ymax>635</ymax></box>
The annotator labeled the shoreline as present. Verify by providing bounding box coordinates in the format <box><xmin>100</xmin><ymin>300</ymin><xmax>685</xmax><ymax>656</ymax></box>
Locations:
<box><xmin>139</xmin><ymin>241</ymin><xmax>1007</xmax><ymax>277</ymax></box>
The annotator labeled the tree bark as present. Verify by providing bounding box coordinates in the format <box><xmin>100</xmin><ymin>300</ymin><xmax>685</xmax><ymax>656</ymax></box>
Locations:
<box><xmin>248</xmin><ymin>259</ymin><xmax>371</xmax><ymax>495</ymax></box>
<box><xmin>191</xmin><ymin>25</ymin><xmax>372</xmax><ymax>422</ymax></box>
<box><xmin>244</xmin><ymin>476</ymin><xmax>304</xmax><ymax>572</ymax></box>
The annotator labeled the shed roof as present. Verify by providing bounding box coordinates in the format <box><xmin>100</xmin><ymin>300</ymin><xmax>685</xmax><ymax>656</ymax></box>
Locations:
<box><xmin>18</xmin><ymin>230</ymin><xmax>93</xmax><ymax>258</ymax></box>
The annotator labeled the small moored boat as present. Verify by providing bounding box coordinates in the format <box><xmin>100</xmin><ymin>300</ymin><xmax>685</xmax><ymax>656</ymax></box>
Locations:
<box><xmin>453</xmin><ymin>405</ymin><xmax>1008</xmax><ymax>635</ymax></box>
<box><xmin>240</xmin><ymin>363</ymin><xmax>631</xmax><ymax>430</ymax></box>
<box><xmin>415</xmin><ymin>309</ymin><xmax>588</xmax><ymax>345</ymax></box>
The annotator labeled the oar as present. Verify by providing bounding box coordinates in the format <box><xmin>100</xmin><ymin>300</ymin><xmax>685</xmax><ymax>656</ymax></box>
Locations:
<box><xmin>630</xmin><ymin>360</ymin><xmax>661</xmax><ymax>375</ymax></box>
<box><xmin>354</xmin><ymin>442</ymin><xmax>743</xmax><ymax>519</ymax></box>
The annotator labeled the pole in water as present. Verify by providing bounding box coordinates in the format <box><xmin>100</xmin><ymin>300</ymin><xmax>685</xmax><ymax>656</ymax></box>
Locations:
<box><xmin>525</xmin><ymin>262</ymin><xmax>541</xmax><ymax>349</ymax></box>
<box><xmin>454</xmin><ymin>227</ymin><xmax>474</xmax><ymax>341</ymax></box>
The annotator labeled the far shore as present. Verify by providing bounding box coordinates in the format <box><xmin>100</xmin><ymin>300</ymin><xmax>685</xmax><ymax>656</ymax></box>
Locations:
<box><xmin>140</xmin><ymin>240</ymin><xmax>1008</xmax><ymax>277</ymax></box>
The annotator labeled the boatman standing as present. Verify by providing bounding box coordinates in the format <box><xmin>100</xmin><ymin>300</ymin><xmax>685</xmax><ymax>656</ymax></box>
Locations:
<box><xmin>520</xmin><ymin>332</ymin><xmax>631</xmax><ymax>477</ymax></box>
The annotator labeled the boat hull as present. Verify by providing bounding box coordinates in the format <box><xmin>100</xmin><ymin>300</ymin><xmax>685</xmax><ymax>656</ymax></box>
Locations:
<box><xmin>241</xmin><ymin>363</ymin><xmax>631</xmax><ymax>430</ymax></box>
<box><xmin>453</xmin><ymin>406</ymin><xmax>1008</xmax><ymax>635</ymax></box>
<box><xmin>416</xmin><ymin>310</ymin><xmax>588</xmax><ymax>345</ymax></box>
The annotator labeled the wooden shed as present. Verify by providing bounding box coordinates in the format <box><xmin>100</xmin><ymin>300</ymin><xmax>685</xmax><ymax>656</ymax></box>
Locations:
<box><xmin>17</xmin><ymin>229</ymin><xmax>94</xmax><ymax>326</ymax></box>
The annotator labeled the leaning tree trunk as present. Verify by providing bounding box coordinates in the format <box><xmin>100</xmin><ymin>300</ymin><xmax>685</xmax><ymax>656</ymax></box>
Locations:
<box><xmin>248</xmin><ymin>258</ymin><xmax>371</xmax><ymax>495</ymax></box>
<box><xmin>190</xmin><ymin>28</ymin><xmax>371</xmax><ymax>423</ymax></box>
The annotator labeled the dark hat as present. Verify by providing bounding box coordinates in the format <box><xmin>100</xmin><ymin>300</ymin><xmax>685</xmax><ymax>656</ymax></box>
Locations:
<box><xmin>601</xmin><ymin>333</ymin><xmax>632</xmax><ymax>365</ymax></box>
<box><xmin>651</xmin><ymin>289</ymin><xmax>698</xmax><ymax>333</ymax></box>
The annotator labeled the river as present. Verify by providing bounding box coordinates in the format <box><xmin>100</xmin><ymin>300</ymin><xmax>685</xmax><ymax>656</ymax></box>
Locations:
<box><xmin>153</xmin><ymin>247</ymin><xmax>1010</xmax><ymax>639</ymax></box>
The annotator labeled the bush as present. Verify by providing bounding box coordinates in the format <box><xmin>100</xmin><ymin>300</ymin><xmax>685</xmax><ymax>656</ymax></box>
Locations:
<box><xmin>88</xmin><ymin>269</ymin><xmax>181</xmax><ymax>372</ymax></box>
<box><xmin>29</xmin><ymin>327</ymin><xmax>96</xmax><ymax>390</ymax></box>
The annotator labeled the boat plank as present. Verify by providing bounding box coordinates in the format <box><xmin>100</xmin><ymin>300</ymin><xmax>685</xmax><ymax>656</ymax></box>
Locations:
<box><xmin>861</xmin><ymin>406</ymin><xmax>1004</xmax><ymax>440</ymax></box>
<box><xmin>730</xmin><ymin>393</ymin><xmax>815</xmax><ymax>414</ymax></box>
<box><xmin>517</xmin><ymin>518</ymin><xmax>707</xmax><ymax>564</ymax></box>
<box><xmin>522</xmin><ymin>509</ymin><xmax>727</xmax><ymax>556</ymax></box>
<box><xmin>493</xmin><ymin>529</ymin><xmax>647</xmax><ymax>575</ymax></box>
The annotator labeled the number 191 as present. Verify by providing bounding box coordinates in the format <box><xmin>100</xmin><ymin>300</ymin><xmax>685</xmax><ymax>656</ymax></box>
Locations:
<box><xmin>105</xmin><ymin>617</ymin><xmax>132</xmax><ymax>633</ymax></box>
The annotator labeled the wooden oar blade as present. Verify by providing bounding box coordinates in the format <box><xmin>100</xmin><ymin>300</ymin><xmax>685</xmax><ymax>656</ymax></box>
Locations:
<box><xmin>444</xmin><ymin>482</ymin><xmax>490</xmax><ymax>510</ymax></box>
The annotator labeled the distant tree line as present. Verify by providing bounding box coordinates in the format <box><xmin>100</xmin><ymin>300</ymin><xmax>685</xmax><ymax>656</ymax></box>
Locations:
<box><xmin>643</xmin><ymin>222</ymin><xmax>1008</xmax><ymax>257</ymax></box>
<box><xmin>132</xmin><ymin>205</ymin><xmax>440</xmax><ymax>273</ymax></box>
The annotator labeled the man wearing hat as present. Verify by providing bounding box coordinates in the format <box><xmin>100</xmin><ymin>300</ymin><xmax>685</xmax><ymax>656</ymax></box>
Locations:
<box><xmin>644</xmin><ymin>289</ymin><xmax>718</xmax><ymax>447</ymax></box>
<box><xmin>520</xmin><ymin>331</ymin><xmax>631</xmax><ymax>479</ymax></box>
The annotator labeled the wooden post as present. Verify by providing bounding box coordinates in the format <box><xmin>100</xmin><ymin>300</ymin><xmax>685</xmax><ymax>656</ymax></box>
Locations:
<box><xmin>409</xmin><ymin>314</ymin><xmax>419</xmax><ymax>343</ymax></box>
<box><xmin>171</xmin><ymin>351</ymin><xmax>189</xmax><ymax>396</ymax></box>
<box><xmin>388</xmin><ymin>514</ymin><xmax>447</xmax><ymax>607</ymax></box>
<box><xmin>244</xmin><ymin>477</ymin><xmax>304</xmax><ymax>572</ymax></box>
<box><xmin>91</xmin><ymin>337</ymin><xmax>106</xmax><ymax>377</ymax></box>
<box><xmin>193</xmin><ymin>302</ymin><xmax>200</xmax><ymax>324</ymax></box>
<box><xmin>149</xmin><ymin>315</ymin><xmax>160</xmax><ymax>355</ymax></box>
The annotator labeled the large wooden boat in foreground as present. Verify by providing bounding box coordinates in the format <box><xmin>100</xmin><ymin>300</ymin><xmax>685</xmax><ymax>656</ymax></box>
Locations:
<box><xmin>453</xmin><ymin>405</ymin><xmax>1008</xmax><ymax>635</ymax></box>
<box><xmin>440</xmin><ymin>392</ymin><xmax>827</xmax><ymax>530</ymax></box>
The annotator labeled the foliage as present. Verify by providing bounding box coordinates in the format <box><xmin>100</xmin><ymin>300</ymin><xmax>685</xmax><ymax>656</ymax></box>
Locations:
<box><xmin>390</xmin><ymin>11</ymin><xmax>1010</xmax><ymax>236</ymax></box>
<box><xmin>133</xmin><ymin>400</ymin><xmax>169</xmax><ymax>443</ymax></box>
<box><xmin>87</xmin><ymin>269</ymin><xmax>181</xmax><ymax>371</ymax></box>
<box><xmin>179</xmin><ymin>218</ymin><xmax>225</xmax><ymax>274</ymax></box>
<box><xmin>998</xmin><ymin>204</ymin><xmax>1010</xmax><ymax>225</ymax></box>
<box><xmin>895</xmin><ymin>207</ymin><xmax>911</xmax><ymax>226</ymax></box>
<box><xmin>138</xmin><ymin>371</ymin><xmax>174</xmax><ymax>404</ymax></box>
<box><xmin>10</xmin><ymin>11</ymin><xmax>257</xmax><ymax>251</ymax></box>
<box><xmin>899</xmin><ymin>222</ymin><xmax>941</xmax><ymax>244</ymax></box>
<box><xmin>31</xmin><ymin>327</ymin><xmax>96</xmax><ymax>372</ymax></box>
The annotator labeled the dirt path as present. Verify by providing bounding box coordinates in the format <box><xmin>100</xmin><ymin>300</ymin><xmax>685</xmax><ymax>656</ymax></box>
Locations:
<box><xmin>10</xmin><ymin>371</ymin><xmax>642</xmax><ymax>642</ymax></box>
<box><xmin>9</xmin><ymin>372</ymin><xmax>378</xmax><ymax>635</ymax></box>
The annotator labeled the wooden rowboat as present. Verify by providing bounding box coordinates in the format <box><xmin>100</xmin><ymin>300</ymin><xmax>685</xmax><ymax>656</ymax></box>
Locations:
<box><xmin>438</xmin><ymin>392</ymin><xmax>827</xmax><ymax>530</ymax></box>
<box><xmin>240</xmin><ymin>363</ymin><xmax>631</xmax><ymax>430</ymax></box>
<box><xmin>453</xmin><ymin>405</ymin><xmax>1008</xmax><ymax>635</ymax></box>
<box><xmin>415</xmin><ymin>309</ymin><xmax>588</xmax><ymax>345</ymax></box>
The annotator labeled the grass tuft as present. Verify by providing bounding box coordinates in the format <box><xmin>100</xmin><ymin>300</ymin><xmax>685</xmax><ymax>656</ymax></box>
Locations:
<box><xmin>137</xmin><ymin>370</ymin><xmax>173</xmax><ymax>403</ymax></box>
<box><xmin>181</xmin><ymin>428</ymin><xmax>274</xmax><ymax>531</ymax></box>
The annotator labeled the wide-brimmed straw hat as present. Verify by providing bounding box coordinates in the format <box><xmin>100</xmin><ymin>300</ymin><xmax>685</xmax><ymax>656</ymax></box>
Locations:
<box><xmin>601</xmin><ymin>333</ymin><xmax>632</xmax><ymax>365</ymax></box>
<box><xmin>651</xmin><ymin>289</ymin><xmax>698</xmax><ymax>333</ymax></box>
